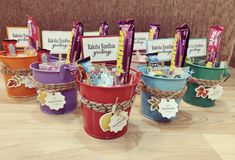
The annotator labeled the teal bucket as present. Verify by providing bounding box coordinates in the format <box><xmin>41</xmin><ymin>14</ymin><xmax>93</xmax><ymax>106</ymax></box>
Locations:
<box><xmin>183</xmin><ymin>62</ymin><xmax>230</xmax><ymax>107</ymax></box>
<box><xmin>138</xmin><ymin>65</ymin><xmax>189</xmax><ymax>121</ymax></box>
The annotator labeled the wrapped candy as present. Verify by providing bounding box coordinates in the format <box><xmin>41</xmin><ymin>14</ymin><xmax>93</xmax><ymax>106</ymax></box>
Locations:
<box><xmin>149</xmin><ymin>24</ymin><xmax>160</xmax><ymax>40</ymax></box>
<box><xmin>99</xmin><ymin>21</ymin><xmax>109</xmax><ymax>36</ymax></box>
<box><xmin>170</xmin><ymin>24</ymin><xmax>190</xmax><ymax>73</ymax></box>
<box><xmin>37</xmin><ymin>49</ymin><xmax>50</xmax><ymax>64</ymax></box>
<box><xmin>27</xmin><ymin>16</ymin><xmax>39</xmax><ymax>50</ymax></box>
<box><xmin>116</xmin><ymin>20</ymin><xmax>135</xmax><ymax>84</ymax></box>
<box><xmin>2</xmin><ymin>40</ymin><xmax>17</xmax><ymax>56</ymax></box>
<box><xmin>206</xmin><ymin>26</ymin><xmax>224</xmax><ymax>67</ymax></box>
<box><xmin>66</xmin><ymin>22</ymin><xmax>84</xmax><ymax>64</ymax></box>
<box><xmin>146</xmin><ymin>53</ymin><xmax>161</xmax><ymax>75</ymax></box>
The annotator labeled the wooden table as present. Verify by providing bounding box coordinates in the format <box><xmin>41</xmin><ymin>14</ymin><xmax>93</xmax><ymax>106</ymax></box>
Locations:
<box><xmin>0</xmin><ymin>69</ymin><xmax>235</xmax><ymax>160</ymax></box>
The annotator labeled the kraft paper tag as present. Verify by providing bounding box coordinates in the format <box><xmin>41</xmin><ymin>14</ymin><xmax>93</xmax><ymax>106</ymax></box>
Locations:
<box><xmin>109</xmin><ymin>111</ymin><xmax>128</xmax><ymax>133</ymax></box>
<box><xmin>208</xmin><ymin>85</ymin><xmax>223</xmax><ymax>100</ymax></box>
<box><xmin>158</xmin><ymin>99</ymin><xmax>178</xmax><ymax>119</ymax></box>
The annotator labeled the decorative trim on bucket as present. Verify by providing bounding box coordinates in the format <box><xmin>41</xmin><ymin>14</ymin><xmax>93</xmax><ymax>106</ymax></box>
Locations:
<box><xmin>139</xmin><ymin>80</ymin><xmax>187</xmax><ymax>99</ymax></box>
<box><xmin>0</xmin><ymin>62</ymin><xmax>32</xmax><ymax>76</ymax></box>
<box><xmin>0</xmin><ymin>62</ymin><xmax>34</xmax><ymax>89</ymax></box>
<box><xmin>188</xmin><ymin>75</ymin><xmax>230</xmax><ymax>88</ymax></box>
<box><xmin>80</xmin><ymin>95</ymin><xmax>136</xmax><ymax>113</ymax></box>
<box><xmin>33</xmin><ymin>79</ymin><xmax>77</xmax><ymax>92</ymax></box>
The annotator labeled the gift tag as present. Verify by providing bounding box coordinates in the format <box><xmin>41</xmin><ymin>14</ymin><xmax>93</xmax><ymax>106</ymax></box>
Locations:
<box><xmin>22</xmin><ymin>76</ymin><xmax>34</xmax><ymax>89</ymax></box>
<box><xmin>45</xmin><ymin>92</ymin><xmax>66</xmax><ymax>110</ymax></box>
<box><xmin>158</xmin><ymin>99</ymin><xmax>178</xmax><ymax>119</ymax></box>
<box><xmin>109</xmin><ymin>111</ymin><xmax>128</xmax><ymax>133</ymax></box>
<box><xmin>208</xmin><ymin>85</ymin><xmax>223</xmax><ymax>100</ymax></box>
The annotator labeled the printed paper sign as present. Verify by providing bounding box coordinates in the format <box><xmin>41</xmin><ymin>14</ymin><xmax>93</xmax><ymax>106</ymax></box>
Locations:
<box><xmin>6</xmin><ymin>27</ymin><xmax>29</xmax><ymax>48</ymax></box>
<box><xmin>83</xmin><ymin>31</ymin><xmax>100</xmax><ymax>36</ymax></box>
<box><xmin>147</xmin><ymin>38</ymin><xmax>207</xmax><ymax>61</ymax></box>
<box><xmin>82</xmin><ymin>36</ymin><xmax>119</xmax><ymax>62</ymax></box>
<box><xmin>42</xmin><ymin>30</ymin><xmax>71</xmax><ymax>54</ymax></box>
<box><xmin>133</xmin><ymin>32</ymin><xmax>149</xmax><ymax>50</ymax></box>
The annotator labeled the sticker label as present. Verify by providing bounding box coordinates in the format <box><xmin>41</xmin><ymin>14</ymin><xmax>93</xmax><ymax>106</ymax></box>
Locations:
<box><xmin>208</xmin><ymin>85</ymin><xmax>223</xmax><ymax>100</ymax></box>
<box><xmin>158</xmin><ymin>99</ymin><xmax>178</xmax><ymax>119</ymax></box>
<box><xmin>99</xmin><ymin>112</ymin><xmax>112</xmax><ymax>132</ymax></box>
<box><xmin>195</xmin><ymin>86</ymin><xmax>209</xmax><ymax>98</ymax></box>
<box><xmin>147</xmin><ymin>96</ymin><xmax>160</xmax><ymax>111</ymax></box>
<box><xmin>7</xmin><ymin>75</ymin><xmax>34</xmax><ymax>89</ymax></box>
<box><xmin>109</xmin><ymin>111</ymin><xmax>128</xmax><ymax>133</ymax></box>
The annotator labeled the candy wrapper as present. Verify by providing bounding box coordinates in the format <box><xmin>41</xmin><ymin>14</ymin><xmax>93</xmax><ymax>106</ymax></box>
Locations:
<box><xmin>206</xmin><ymin>26</ymin><xmax>224</xmax><ymax>67</ymax></box>
<box><xmin>99</xmin><ymin>21</ymin><xmax>109</xmax><ymax>36</ymax></box>
<box><xmin>170</xmin><ymin>24</ymin><xmax>190</xmax><ymax>73</ymax></box>
<box><xmin>2</xmin><ymin>40</ymin><xmax>17</xmax><ymax>56</ymax></box>
<box><xmin>27</xmin><ymin>16</ymin><xmax>39</xmax><ymax>50</ymax></box>
<box><xmin>37</xmin><ymin>49</ymin><xmax>50</xmax><ymax>64</ymax></box>
<box><xmin>66</xmin><ymin>22</ymin><xmax>84</xmax><ymax>64</ymax></box>
<box><xmin>146</xmin><ymin>53</ymin><xmax>162</xmax><ymax>75</ymax></box>
<box><xmin>149</xmin><ymin>24</ymin><xmax>160</xmax><ymax>40</ymax></box>
<box><xmin>39</xmin><ymin>61</ymin><xmax>65</xmax><ymax>71</ymax></box>
<box><xmin>116</xmin><ymin>20</ymin><xmax>135</xmax><ymax>84</ymax></box>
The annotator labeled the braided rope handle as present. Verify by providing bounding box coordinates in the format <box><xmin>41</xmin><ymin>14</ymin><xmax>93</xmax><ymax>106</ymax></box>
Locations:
<box><xmin>0</xmin><ymin>62</ymin><xmax>31</xmax><ymax>76</ymax></box>
<box><xmin>139</xmin><ymin>80</ymin><xmax>187</xmax><ymax>99</ymax></box>
<box><xmin>33</xmin><ymin>79</ymin><xmax>77</xmax><ymax>92</ymax></box>
<box><xmin>188</xmin><ymin>74</ymin><xmax>230</xmax><ymax>88</ymax></box>
<box><xmin>80</xmin><ymin>95</ymin><xmax>136</xmax><ymax>113</ymax></box>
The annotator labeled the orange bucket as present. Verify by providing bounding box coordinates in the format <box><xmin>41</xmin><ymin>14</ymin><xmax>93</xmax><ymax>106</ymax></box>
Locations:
<box><xmin>0</xmin><ymin>50</ymin><xmax>37</xmax><ymax>97</ymax></box>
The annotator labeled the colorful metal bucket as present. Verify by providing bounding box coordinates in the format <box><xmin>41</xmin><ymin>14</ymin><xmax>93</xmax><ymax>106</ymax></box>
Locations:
<box><xmin>30</xmin><ymin>62</ymin><xmax>77</xmax><ymax>114</ymax></box>
<box><xmin>0</xmin><ymin>50</ymin><xmax>37</xmax><ymax>97</ymax></box>
<box><xmin>138</xmin><ymin>65</ymin><xmax>188</xmax><ymax>121</ymax></box>
<box><xmin>76</xmin><ymin>71</ymin><xmax>139</xmax><ymax>139</ymax></box>
<box><xmin>183</xmin><ymin>62</ymin><xmax>229</xmax><ymax>107</ymax></box>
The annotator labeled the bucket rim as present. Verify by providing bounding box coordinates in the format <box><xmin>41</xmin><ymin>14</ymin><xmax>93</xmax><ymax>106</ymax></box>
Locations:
<box><xmin>137</xmin><ymin>65</ymin><xmax>189</xmax><ymax>81</ymax></box>
<box><xmin>30</xmin><ymin>62</ymin><xmax>60</xmax><ymax>73</ymax></box>
<box><xmin>0</xmin><ymin>49</ymin><xmax>37</xmax><ymax>59</ymax></box>
<box><xmin>186</xmin><ymin>62</ymin><xmax>228</xmax><ymax>70</ymax></box>
<box><xmin>76</xmin><ymin>74</ymin><xmax>139</xmax><ymax>89</ymax></box>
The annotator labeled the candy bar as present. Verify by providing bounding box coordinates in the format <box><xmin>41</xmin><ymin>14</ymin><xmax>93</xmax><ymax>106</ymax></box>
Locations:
<box><xmin>99</xmin><ymin>21</ymin><xmax>109</xmax><ymax>36</ymax></box>
<box><xmin>170</xmin><ymin>24</ymin><xmax>190</xmax><ymax>73</ymax></box>
<box><xmin>149</xmin><ymin>24</ymin><xmax>160</xmax><ymax>40</ymax></box>
<box><xmin>116</xmin><ymin>20</ymin><xmax>135</xmax><ymax>83</ymax></box>
<box><xmin>27</xmin><ymin>16</ymin><xmax>39</xmax><ymax>50</ymax></box>
<box><xmin>66</xmin><ymin>22</ymin><xmax>84</xmax><ymax>64</ymax></box>
<box><xmin>206</xmin><ymin>26</ymin><xmax>224</xmax><ymax>67</ymax></box>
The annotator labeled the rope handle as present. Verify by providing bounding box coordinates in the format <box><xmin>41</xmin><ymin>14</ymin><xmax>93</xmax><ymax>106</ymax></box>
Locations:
<box><xmin>139</xmin><ymin>80</ymin><xmax>187</xmax><ymax>100</ymax></box>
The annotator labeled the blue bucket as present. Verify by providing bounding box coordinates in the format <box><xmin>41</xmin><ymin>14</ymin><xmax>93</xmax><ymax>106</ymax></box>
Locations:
<box><xmin>138</xmin><ymin>65</ymin><xmax>189</xmax><ymax>121</ymax></box>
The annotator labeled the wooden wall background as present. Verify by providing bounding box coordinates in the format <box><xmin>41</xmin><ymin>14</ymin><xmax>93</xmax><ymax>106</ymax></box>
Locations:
<box><xmin>0</xmin><ymin>0</ymin><xmax>235</xmax><ymax>64</ymax></box>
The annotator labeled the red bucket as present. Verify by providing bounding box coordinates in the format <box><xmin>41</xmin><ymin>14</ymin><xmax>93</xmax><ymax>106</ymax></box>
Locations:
<box><xmin>77</xmin><ymin>70</ymin><xmax>140</xmax><ymax>139</ymax></box>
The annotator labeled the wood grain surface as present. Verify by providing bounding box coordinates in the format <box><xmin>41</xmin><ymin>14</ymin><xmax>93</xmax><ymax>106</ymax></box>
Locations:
<box><xmin>0</xmin><ymin>0</ymin><xmax>235</xmax><ymax>63</ymax></box>
<box><xmin>0</xmin><ymin>68</ymin><xmax>235</xmax><ymax>160</ymax></box>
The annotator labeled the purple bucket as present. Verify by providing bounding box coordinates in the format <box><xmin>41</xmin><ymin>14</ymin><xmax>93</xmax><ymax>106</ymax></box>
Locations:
<box><xmin>30</xmin><ymin>62</ymin><xmax>77</xmax><ymax>115</ymax></box>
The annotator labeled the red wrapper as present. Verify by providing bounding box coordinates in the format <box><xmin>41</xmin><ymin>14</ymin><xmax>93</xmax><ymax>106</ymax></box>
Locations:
<box><xmin>37</xmin><ymin>49</ymin><xmax>50</xmax><ymax>64</ymax></box>
<box><xmin>2</xmin><ymin>40</ymin><xmax>17</xmax><ymax>56</ymax></box>
<box><xmin>206</xmin><ymin>26</ymin><xmax>224</xmax><ymax>67</ymax></box>
<box><xmin>116</xmin><ymin>20</ymin><xmax>135</xmax><ymax>84</ymax></box>
<box><xmin>27</xmin><ymin>16</ymin><xmax>39</xmax><ymax>50</ymax></box>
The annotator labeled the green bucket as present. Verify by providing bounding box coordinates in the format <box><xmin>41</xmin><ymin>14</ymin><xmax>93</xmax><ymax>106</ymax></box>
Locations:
<box><xmin>183</xmin><ymin>61</ymin><xmax>230</xmax><ymax>107</ymax></box>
